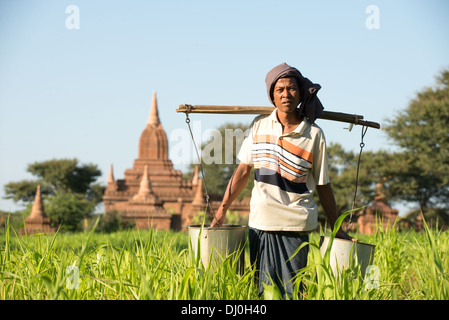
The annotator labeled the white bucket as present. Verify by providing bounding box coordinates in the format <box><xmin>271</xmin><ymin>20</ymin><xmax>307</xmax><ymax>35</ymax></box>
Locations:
<box><xmin>188</xmin><ymin>224</ymin><xmax>246</xmax><ymax>274</ymax></box>
<box><xmin>319</xmin><ymin>236</ymin><xmax>375</xmax><ymax>278</ymax></box>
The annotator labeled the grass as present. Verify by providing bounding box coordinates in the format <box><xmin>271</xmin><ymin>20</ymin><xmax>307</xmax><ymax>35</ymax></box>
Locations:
<box><xmin>1</xmin><ymin>213</ymin><xmax>448</xmax><ymax>300</ymax></box>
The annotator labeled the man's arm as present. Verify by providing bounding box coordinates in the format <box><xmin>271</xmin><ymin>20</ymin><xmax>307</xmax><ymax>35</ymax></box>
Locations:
<box><xmin>210</xmin><ymin>162</ymin><xmax>252</xmax><ymax>227</ymax></box>
<box><xmin>316</xmin><ymin>183</ymin><xmax>352</xmax><ymax>240</ymax></box>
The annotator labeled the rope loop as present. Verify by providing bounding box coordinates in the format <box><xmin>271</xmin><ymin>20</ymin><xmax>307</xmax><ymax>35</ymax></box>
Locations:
<box><xmin>184</xmin><ymin>104</ymin><xmax>193</xmax><ymax>123</ymax></box>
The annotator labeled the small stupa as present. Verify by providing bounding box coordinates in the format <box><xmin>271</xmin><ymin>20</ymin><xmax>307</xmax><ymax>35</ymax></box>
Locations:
<box><xmin>124</xmin><ymin>165</ymin><xmax>172</xmax><ymax>229</ymax></box>
<box><xmin>20</xmin><ymin>185</ymin><xmax>57</xmax><ymax>235</ymax></box>
<box><xmin>356</xmin><ymin>183</ymin><xmax>399</xmax><ymax>234</ymax></box>
<box><xmin>183</xmin><ymin>177</ymin><xmax>206</xmax><ymax>226</ymax></box>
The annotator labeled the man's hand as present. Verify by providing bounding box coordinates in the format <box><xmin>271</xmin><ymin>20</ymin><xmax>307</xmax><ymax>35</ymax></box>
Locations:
<box><xmin>335</xmin><ymin>228</ymin><xmax>354</xmax><ymax>241</ymax></box>
<box><xmin>317</xmin><ymin>183</ymin><xmax>356</xmax><ymax>242</ymax></box>
<box><xmin>210</xmin><ymin>210</ymin><xmax>225</xmax><ymax>228</ymax></box>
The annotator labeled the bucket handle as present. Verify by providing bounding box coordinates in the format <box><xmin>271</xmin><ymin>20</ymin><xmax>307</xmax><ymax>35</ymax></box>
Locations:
<box><xmin>184</xmin><ymin>106</ymin><xmax>220</xmax><ymax>226</ymax></box>
<box><xmin>346</xmin><ymin>125</ymin><xmax>368</xmax><ymax>232</ymax></box>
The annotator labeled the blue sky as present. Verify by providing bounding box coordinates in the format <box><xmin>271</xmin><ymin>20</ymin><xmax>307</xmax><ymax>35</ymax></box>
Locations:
<box><xmin>0</xmin><ymin>0</ymin><xmax>448</xmax><ymax>214</ymax></box>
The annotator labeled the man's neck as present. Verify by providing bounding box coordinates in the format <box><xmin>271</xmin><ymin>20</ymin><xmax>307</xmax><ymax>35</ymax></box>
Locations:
<box><xmin>276</xmin><ymin>109</ymin><xmax>303</xmax><ymax>134</ymax></box>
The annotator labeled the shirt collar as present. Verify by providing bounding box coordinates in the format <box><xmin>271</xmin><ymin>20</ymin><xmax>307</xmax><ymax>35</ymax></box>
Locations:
<box><xmin>269</xmin><ymin>108</ymin><xmax>310</xmax><ymax>135</ymax></box>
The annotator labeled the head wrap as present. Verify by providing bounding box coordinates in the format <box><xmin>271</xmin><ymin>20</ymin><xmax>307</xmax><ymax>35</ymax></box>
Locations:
<box><xmin>265</xmin><ymin>63</ymin><xmax>324</xmax><ymax>123</ymax></box>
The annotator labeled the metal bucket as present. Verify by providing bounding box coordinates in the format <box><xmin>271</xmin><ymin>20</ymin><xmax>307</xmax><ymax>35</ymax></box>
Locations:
<box><xmin>188</xmin><ymin>224</ymin><xmax>246</xmax><ymax>274</ymax></box>
<box><xmin>319</xmin><ymin>236</ymin><xmax>375</xmax><ymax>278</ymax></box>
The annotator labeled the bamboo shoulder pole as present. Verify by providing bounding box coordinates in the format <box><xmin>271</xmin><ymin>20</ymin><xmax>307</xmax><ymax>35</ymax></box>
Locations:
<box><xmin>176</xmin><ymin>104</ymin><xmax>380</xmax><ymax>129</ymax></box>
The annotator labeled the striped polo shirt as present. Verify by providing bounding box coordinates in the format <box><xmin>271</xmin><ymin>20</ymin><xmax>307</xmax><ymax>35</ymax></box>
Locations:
<box><xmin>237</xmin><ymin>109</ymin><xmax>330</xmax><ymax>232</ymax></box>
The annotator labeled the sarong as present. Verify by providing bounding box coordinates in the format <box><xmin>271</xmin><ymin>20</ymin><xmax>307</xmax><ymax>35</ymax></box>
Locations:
<box><xmin>249</xmin><ymin>227</ymin><xmax>309</xmax><ymax>298</ymax></box>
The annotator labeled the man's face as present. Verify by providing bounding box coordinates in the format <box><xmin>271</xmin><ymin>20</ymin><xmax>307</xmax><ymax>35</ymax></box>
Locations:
<box><xmin>273</xmin><ymin>77</ymin><xmax>301</xmax><ymax>113</ymax></box>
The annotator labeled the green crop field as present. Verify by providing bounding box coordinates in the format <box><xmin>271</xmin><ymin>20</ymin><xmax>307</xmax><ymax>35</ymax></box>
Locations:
<box><xmin>1</xmin><ymin>213</ymin><xmax>448</xmax><ymax>300</ymax></box>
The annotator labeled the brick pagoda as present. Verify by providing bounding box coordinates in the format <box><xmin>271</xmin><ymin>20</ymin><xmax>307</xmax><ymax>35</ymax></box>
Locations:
<box><xmin>103</xmin><ymin>92</ymin><xmax>249</xmax><ymax>231</ymax></box>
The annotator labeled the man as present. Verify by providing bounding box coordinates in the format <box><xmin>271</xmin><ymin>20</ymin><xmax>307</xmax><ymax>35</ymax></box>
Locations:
<box><xmin>210</xmin><ymin>63</ymin><xmax>351</xmax><ymax>298</ymax></box>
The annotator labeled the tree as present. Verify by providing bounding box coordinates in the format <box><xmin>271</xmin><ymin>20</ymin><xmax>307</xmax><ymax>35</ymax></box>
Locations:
<box><xmin>313</xmin><ymin>142</ymin><xmax>386</xmax><ymax>223</ymax></box>
<box><xmin>383</xmin><ymin>68</ymin><xmax>449</xmax><ymax>215</ymax></box>
<box><xmin>3</xmin><ymin>158</ymin><xmax>105</xmax><ymax>232</ymax></box>
<box><xmin>187</xmin><ymin>122</ymin><xmax>254</xmax><ymax>200</ymax></box>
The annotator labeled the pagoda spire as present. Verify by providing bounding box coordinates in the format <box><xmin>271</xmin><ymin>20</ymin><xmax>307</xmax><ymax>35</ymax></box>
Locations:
<box><xmin>138</xmin><ymin>91</ymin><xmax>168</xmax><ymax>160</ymax></box>
<box><xmin>137</xmin><ymin>165</ymin><xmax>152</xmax><ymax>196</ymax></box>
<box><xmin>191</xmin><ymin>166</ymin><xmax>199</xmax><ymax>186</ymax></box>
<box><xmin>107</xmin><ymin>163</ymin><xmax>115</xmax><ymax>184</ymax></box>
<box><xmin>26</xmin><ymin>185</ymin><xmax>48</xmax><ymax>223</ymax></box>
<box><xmin>191</xmin><ymin>178</ymin><xmax>205</xmax><ymax>206</ymax></box>
<box><xmin>147</xmin><ymin>91</ymin><xmax>160</xmax><ymax>126</ymax></box>
<box><xmin>132</xmin><ymin>165</ymin><xmax>159</xmax><ymax>203</ymax></box>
